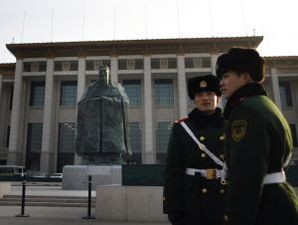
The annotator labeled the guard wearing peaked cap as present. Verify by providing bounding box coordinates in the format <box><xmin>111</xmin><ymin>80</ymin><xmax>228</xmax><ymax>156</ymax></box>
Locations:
<box><xmin>216</xmin><ymin>47</ymin><xmax>298</xmax><ymax>225</ymax></box>
<box><xmin>163</xmin><ymin>74</ymin><xmax>226</xmax><ymax>225</ymax></box>
<box><xmin>187</xmin><ymin>74</ymin><xmax>221</xmax><ymax>99</ymax></box>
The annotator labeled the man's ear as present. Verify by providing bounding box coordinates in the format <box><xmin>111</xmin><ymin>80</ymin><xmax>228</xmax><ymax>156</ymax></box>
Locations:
<box><xmin>241</xmin><ymin>72</ymin><xmax>253</xmax><ymax>83</ymax></box>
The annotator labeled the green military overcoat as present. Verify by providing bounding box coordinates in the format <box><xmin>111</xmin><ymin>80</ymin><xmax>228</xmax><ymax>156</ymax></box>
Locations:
<box><xmin>223</xmin><ymin>83</ymin><xmax>298</xmax><ymax>225</ymax></box>
<box><xmin>163</xmin><ymin>108</ymin><xmax>226</xmax><ymax>225</ymax></box>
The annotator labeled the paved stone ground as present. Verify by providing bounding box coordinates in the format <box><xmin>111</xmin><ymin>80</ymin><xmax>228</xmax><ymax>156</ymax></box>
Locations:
<box><xmin>0</xmin><ymin>206</ymin><xmax>169</xmax><ymax>225</ymax></box>
<box><xmin>0</xmin><ymin>217</ymin><xmax>169</xmax><ymax>225</ymax></box>
<box><xmin>10</xmin><ymin>183</ymin><xmax>96</xmax><ymax>197</ymax></box>
<box><xmin>0</xmin><ymin>184</ymin><xmax>296</xmax><ymax>225</ymax></box>
<box><xmin>0</xmin><ymin>184</ymin><xmax>170</xmax><ymax>225</ymax></box>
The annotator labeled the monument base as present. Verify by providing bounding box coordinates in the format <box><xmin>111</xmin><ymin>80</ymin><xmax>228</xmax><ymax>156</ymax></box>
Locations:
<box><xmin>62</xmin><ymin>165</ymin><xmax>122</xmax><ymax>190</ymax></box>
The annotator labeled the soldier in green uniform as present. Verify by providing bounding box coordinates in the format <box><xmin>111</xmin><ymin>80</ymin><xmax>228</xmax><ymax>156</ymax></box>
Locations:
<box><xmin>163</xmin><ymin>74</ymin><xmax>227</xmax><ymax>225</ymax></box>
<box><xmin>216</xmin><ymin>47</ymin><xmax>298</xmax><ymax>225</ymax></box>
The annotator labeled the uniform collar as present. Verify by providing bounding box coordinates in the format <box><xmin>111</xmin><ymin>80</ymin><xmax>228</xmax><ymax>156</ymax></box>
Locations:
<box><xmin>188</xmin><ymin>107</ymin><xmax>223</xmax><ymax>128</ymax></box>
<box><xmin>224</xmin><ymin>83</ymin><xmax>267</xmax><ymax>119</ymax></box>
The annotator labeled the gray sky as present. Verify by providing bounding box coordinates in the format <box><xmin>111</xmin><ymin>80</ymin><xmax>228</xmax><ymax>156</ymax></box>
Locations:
<box><xmin>0</xmin><ymin>0</ymin><xmax>297</xmax><ymax>62</ymax></box>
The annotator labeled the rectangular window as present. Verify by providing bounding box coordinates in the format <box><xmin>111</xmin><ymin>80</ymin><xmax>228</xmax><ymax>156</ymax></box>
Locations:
<box><xmin>156</xmin><ymin>121</ymin><xmax>172</xmax><ymax>164</ymax></box>
<box><xmin>154</xmin><ymin>79</ymin><xmax>174</xmax><ymax>107</ymax></box>
<box><xmin>6</xmin><ymin>126</ymin><xmax>10</xmax><ymax>147</ymax></box>
<box><xmin>86</xmin><ymin>60</ymin><xmax>111</xmax><ymax>71</ymax></box>
<box><xmin>118</xmin><ymin>59</ymin><xmax>143</xmax><ymax>70</ymax></box>
<box><xmin>30</xmin><ymin>81</ymin><xmax>45</xmax><ymax>107</ymax></box>
<box><xmin>9</xmin><ymin>87</ymin><xmax>13</xmax><ymax>110</ymax></box>
<box><xmin>58</xmin><ymin>123</ymin><xmax>76</xmax><ymax>153</ymax></box>
<box><xmin>122</xmin><ymin>80</ymin><xmax>141</xmax><ymax>107</ymax></box>
<box><xmin>168</xmin><ymin>58</ymin><xmax>177</xmax><ymax>69</ymax></box>
<box><xmin>279</xmin><ymin>82</ymin><xmax>293</xmax><ymax>107</ymax></box>
<box><xmin>185</xmin><ymin>57</ymin><xmax>211</xmax><ymax>68</ymax></box>
<box><xmin>118</xmin><ymin>59</ymin><xmax>127</xmax><ymax>70</ymax></box>
<box><xmin>289</xmin><ymin>124</ymin><xmax>298</xmax><ymax>147</ymax></box>
<box><xmin>23</xmin><ymin>61</ymin><xmax>47</xmax><ymax>72</ymax></box>
<box><xmin>128</xmin><ymin>122</ymin><xmax>142</xmax><ymax>164</ymax></box>
<box><xmin>57</xmin><ymin>122</ymin><xmax>75</xmax><ymax>172</ymax></box>
<box><xmin>151</xmin><ymin>58</ymin><xmax>177</xmax><ymax>69</ymax></box>
<box><xmin>151</xmin><ymin>59</ymin><xmax>160</xmax><ymax>69</ymax></box>
<box><xmin>23</xmin><ymin>62</ymin><xmax>31</xmax><ymax>72</ymax></box>
<box><xmin>26</xmin><ymin>123</ymin><xmax>43</xmax><ymax>170</ymax></box>
<box><xmin>60</xmin><ymin>81</ymin><xmax>77</xmax><ymax>107</ymax></box>
<box><xmin>134</xmin><ymin>59</ymin><xmax>144</xmax><ymax>70</ymax></box>
<box><xmin>54</xmin><ymin>61</ymin><xmax>78</xmax><ymax>71</ymax></box>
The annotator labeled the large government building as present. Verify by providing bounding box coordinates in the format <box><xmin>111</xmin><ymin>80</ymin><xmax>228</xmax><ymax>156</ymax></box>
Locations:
<box><xmin>0</xmin><ymin>36</ymin><xmax>298</xmax><ymax>175</ymax></box>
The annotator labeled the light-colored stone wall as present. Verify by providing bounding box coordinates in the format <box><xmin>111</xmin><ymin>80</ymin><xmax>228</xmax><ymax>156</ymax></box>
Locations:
<box><xmin>96</xmin><ymin>186</ymin><xmax>168</xmax><ymax>222</ymax></box>
<box><xmin>0</xmin><ymin>182</ymin><xmax>11</xmax><ymax>198</ymax></box>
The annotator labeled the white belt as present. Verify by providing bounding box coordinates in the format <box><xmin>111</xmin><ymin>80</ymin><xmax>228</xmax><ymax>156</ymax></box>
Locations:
<box><xmin>263</xmin><ymin>171</ymin><xmax>286</xmax><ymax>185</ymax></box>
<box><xmin>186</xmin><ymin>168</ymin><xmax>223</xmax><ymax>180</ymax></box>
<box><xmin>187</xmin><ymin>168</ymin><xmax>286</xmax><ymax>184</ymax></box>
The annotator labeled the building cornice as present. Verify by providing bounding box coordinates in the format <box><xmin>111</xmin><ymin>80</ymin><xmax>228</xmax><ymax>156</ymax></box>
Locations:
<box><xmin>1</xmin><ymin>57</ymin><xmax>298</xmax><ymax>78</ymax></box>
<box><xmin>264</xmin><ymin>56</ymin><xmax>298</xmax><ymax>69</ymax></box>
<box><xmin>6</xmin><ymin>36</ymin><xmax>263</xmax><ymax>59</ymax></box>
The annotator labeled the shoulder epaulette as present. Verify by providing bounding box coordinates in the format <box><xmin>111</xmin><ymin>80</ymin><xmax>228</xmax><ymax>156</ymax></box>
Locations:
<box><xmin>175</xmin><ymin>117</ymin><xmax>189</xmax><ymax>124</ymax></box>
<box><xmin>231</xmin><ymin>97</ymin><xmax>247</xmax><ymax>108</ymax></box>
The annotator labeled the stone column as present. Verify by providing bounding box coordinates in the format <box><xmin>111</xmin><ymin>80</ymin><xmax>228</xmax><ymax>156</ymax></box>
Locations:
<box><xmin>270</xmin><ymin>68</ymin><xmax>282</xmax><ymax>109</ymax></box>
<box><xmin>211</xmin><ymin>53</ymin><xmax>225</xmax><ymax>109</ymax></box>
<box><xmin>74</xmin><ymin>57</ymin><xmax>86</xmax><ymax>165</ymax></box>
<box><xmin>77</xmin><ymin>57</ymin><xmax>86</xmax><ymax>101</ymax></box>
<box><xmin>211</xmin><ymin>54</ymin><xmax>218</xmax><ymax>75</ymax></box>
<box><xmin>177</xmin><ymin>54</ymin><xmax>187</xmax><ymax>118</ymax></box>
<box><xmin>110</xmin><ymin>56</ymin><xmax>118</xmax><ymax>83</ymax></box>
<box><xmin>40</xmin><ymin>59</ymin><xmax>55</xmax><ymax>173</ymax></box>
<box><xmin>143</xmin><ymin>55</ymin><xmax>154</xmax><ymax>164</ymax></box>
<box><xmin>8</xmin><ymin>59</ymin><xmax>24</xmax><ymax>165</ymax></box>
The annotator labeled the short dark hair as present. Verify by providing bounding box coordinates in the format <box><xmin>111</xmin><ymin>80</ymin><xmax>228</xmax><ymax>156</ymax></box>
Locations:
<box><xmin>216</xmin><ymin>48</ymin><xmax>265</xmax><ymax>82</ymax></box>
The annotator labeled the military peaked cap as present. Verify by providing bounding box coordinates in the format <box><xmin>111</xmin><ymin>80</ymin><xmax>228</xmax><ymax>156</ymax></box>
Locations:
<box><xmin>216</xmin><ymin>47</ymin><xmax>265</xmax><ymax>82</ymax></box>
<box><xmin>187</xmin><ymin>74</ymin><xmax>221</xmax><ymax>99</ymax></box>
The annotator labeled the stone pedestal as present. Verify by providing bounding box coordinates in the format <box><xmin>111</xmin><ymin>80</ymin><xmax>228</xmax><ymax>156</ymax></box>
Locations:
<box><xmin>96</xmin><ymin>186</ymin><xmax>167</xmax><ymax>222</ymax></box>
<box><xmin>0</xmin><ymin>182</ymin><xmax>11</xmax><ymax>198</ymax></box>
<box><xmin>62</xmin><ymin>165</ymin><xmax>122</xmax><ymax>190</ymax></box>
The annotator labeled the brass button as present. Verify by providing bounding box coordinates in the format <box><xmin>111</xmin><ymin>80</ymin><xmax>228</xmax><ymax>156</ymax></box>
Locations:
<box><xmin>219</xmin><ymin>154</ymin><xmax>225</xmax><ymax>160</ymax></box>
<box><xmin>202</xmin><ymin>188</ymin><xmax>208</xmax><ymax>194</ymax></box>
<box><xmin>219</xmin><ymin>135</ymin><xmax>225</xmax><ymax>141</ymax></box>
<box><xmin>219</xmin><ymin>189</ymin><xmax>225</xmax><ymax>194</ymax></box>
<box><xmin>199</xmin><ymin>136</ymin><xmax>205</xmax><ymax>141</ymax></box>
<box><xmin>201</xmin><ymin>153</ymin><xmax>206</xmax><ymax>158</ymax></box>
<box><xmin>224</xmin><ymin>215</ymin><xmax>229</xmax><ymax>222</ymax></box>
<box><xmin>221</xmin><ymin>180</ymin><xmax>227</xmax><ymax>185</ymax></box>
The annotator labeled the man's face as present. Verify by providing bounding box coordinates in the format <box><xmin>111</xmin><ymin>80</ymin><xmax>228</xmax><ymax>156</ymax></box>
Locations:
<box><xmin>194</xmin><ymin>91</ymin><xmax>218</xmax><ymax>113</ymax></box>
<box><xmin>220</xmin><ymin>71</ymin><xmax>248</xmax><ymax>99</ymax></box>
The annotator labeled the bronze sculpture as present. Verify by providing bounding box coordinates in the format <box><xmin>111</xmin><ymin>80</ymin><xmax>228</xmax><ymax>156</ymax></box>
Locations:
<box><xmin>76</xmin><ymin>65</ymin><xmax>131</xmax><ymax>164</ymax></box>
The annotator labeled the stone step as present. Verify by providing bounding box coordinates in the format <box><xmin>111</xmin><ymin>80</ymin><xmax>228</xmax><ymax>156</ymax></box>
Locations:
<box><xmin>0</xmin><ymin>201</ymin><xmax>95</xmax><ymax>207</ymax></box>
<box><xmin>0</xmin><ymin>194</ymin><xmax>96</xmax><ymax>207</ymax></box>
<box><xmin>0</xmin><ymin>197</ymin><xmax>95</xmax><ymax>203</ymax></box>
<box><xmin>3</xmin><ymin>194</ymin><xmax>95</xmax><ymax>200</ymax></box>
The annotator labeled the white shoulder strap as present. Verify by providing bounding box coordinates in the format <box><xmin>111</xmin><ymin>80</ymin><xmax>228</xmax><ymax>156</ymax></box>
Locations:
<box><xmin>180</xmin><ymin>121</ymin><xmax>224</xmax><ymax>167</ymax></box>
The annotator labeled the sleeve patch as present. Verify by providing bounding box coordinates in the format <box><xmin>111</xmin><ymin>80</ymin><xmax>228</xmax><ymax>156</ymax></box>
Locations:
<box><xmin>231</xmin><ymin>120</ymin><xmax>247</xmax><ymax>142</ymax></box>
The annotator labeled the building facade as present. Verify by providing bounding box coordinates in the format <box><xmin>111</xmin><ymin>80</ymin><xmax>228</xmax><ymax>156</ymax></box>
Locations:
<box><xmin>0</xmin><ymin>36</ymin><xmax>297</xmax><ymax>174</ymax></box>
